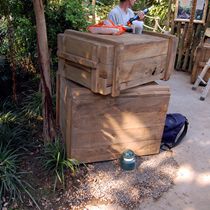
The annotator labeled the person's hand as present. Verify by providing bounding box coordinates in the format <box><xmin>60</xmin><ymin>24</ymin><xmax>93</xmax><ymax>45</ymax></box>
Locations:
<box><xmin>137</xmin><ymin>11</ymin><xmax>145</xmax><ymax>20</ymax></box>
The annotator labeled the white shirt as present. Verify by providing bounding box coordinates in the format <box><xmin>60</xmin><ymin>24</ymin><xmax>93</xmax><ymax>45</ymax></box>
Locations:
<box><xmin>108</xmin><ymin>6</ymin><xmax>135</xmax><ymax>25</ymax></box>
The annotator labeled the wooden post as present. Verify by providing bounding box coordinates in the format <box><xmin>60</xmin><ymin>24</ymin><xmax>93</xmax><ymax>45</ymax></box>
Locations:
<box><xmin>176</xmin><ymin>23</ymin><xmax>188</xmax><ymax>70</ymax></box>
<box><xmin>164</xmin><ymin>35</ymin><xmax>178</xmax><ymax>80</ymax></box>
<box><xmin>184</xmin><ymin>0</ymin><xmax>197</xmax><ymax>51</ymax></box>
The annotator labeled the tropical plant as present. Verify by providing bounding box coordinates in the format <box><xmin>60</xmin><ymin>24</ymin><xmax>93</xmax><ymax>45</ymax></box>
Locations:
<box><xmin>40</xmin><ymin>138</ymin><xmax>80</xmax><ymax>191</ymax></box>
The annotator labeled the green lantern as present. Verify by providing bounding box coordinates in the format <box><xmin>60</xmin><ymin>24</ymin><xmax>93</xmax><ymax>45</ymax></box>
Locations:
<box><xmin>120</xmin><ymin>149</ymin><xmax>136</xmax><ymax>171</ymax></box>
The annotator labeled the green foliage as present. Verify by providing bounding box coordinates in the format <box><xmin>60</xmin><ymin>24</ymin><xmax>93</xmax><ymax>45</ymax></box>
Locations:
<box><xmin>0</xmin><ymin>0</ymin><xmax>90</xmax><ymax>94</ymax></box>
<box><xmin>21</xmin><ymin>91</ymin><xmax>43</xmax><ymax>119</ymax></box>
<box><xmin>40</xmin><ymin>138</ymin><xmax>79</xmax><ymax>191</ymax></box>
<box><xmin>0</xmin><ymin>97</ymin><xmax>41</xmax><ymax>208</ymax></box>
<box><xmin>95</xmin><ymin>0</ymin><xmax>117</xmax><ymax>20</ymax></box>
<box><xmin>0</xmin><ymin>18</ymin><xmax>9</xmax><ymax>55</ymax></box>
<box><xmin>0</xmin><ymin>143</ymin><xmax>39</xmax><ymax>209</ymax></box>
<box><xmin>0</xmin><ymin>0</ymin><xmax>37</xmax><ymax>72</ymax></box>
<box><xmin>0</xmin><ymin>112</ymin><xmax>16</xmax><ymax>125</ymax></box>
<box><xmin>46</xmin><ymin>0</ymin><xmax>90</xmax><ymax>67</ymax></box>
<box><xmin>147</xmin><ymin>0</ymin><xmax>169</xmax><ymax>27</ymax></box>
<box><xmin>21</xmin><ymin>90</ymin><xmax>56</xmax><ymax>119</ymax></box>
<box><xmin>0</xmin><ymin>106</ymin><xmax>29</xmax><ymax>149</ymax></box>
<box><xmin>62</xmin><ymin>0</ymin><xmax>89</xmax><ymax>30</ymax></box>
<box><xmin>0</xmin><ymin>124</ymin><xmax>28</xmax><ymax>150</ymax></box>
<box><xmin>0</xmin><ymin>97</ymin><xmax>38</xmax><ymax>150</ymax></box>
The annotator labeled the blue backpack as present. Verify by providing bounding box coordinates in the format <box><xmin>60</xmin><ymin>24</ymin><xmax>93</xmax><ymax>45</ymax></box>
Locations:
<box><xmin>161</xmin><ymin>113</ymin><xmax>189</xmax><ymax>150</ymax></box>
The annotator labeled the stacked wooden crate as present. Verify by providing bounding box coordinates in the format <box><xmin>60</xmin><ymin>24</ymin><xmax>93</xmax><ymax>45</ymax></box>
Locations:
<box><xmin>57</xmin><ymin>30</ymin><xmax>178</xmax><ymax>163</ymax></box>
<box><xmin>191</xmin><ymin>29</ymin><xmax>210</xmax><ymax>83</ymax></box>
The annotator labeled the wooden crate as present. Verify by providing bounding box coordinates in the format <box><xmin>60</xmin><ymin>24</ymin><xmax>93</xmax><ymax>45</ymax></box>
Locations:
<box><xmin>57</xmin><ymin>76</ymin><xmax>170</xmax><ymax>163</ymax></box>
<box><xmin>191</xmin><ymin>43</ymin><xmax>210</xmax><ymax>83</ymax></box>
<box><xmin>57</xmin><ymin>30</ymin><xmax>177</xmax><ymax>97</ymax></box>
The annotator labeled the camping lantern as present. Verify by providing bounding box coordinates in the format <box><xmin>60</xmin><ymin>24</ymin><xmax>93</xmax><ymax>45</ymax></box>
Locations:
<box><xmin>120</xmin><ymin>150</ymin><xmax>136</xmax><ymax>171</ymax></box>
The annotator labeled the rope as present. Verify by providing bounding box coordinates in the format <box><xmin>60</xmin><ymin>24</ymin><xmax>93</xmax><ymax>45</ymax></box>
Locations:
<box><xmin>139</xmin><ymin>13</ymin><xmax>166</xmax><ymax>33</ymax></box>
<box><xmin>144</xmin><ymin>24</ymin><xmax>155</xmax><ymax>30</ymax></box>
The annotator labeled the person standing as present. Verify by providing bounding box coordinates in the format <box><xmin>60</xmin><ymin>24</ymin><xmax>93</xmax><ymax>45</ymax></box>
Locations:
<box><xmin>108</xmin><ymin>0</ymin><xmax>144</xmax><ymax>26</ymax></box>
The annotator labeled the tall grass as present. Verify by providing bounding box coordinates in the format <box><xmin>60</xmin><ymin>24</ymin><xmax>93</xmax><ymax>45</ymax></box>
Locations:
<box><xmin>0</xmin><ymin>143</ymin><xmax>40</xmax><ymax>209</ymax></box>
<box><xmin>40</xmin><ymin>138</ymin><xmax>80</xmax><ymax>191</ymax></box>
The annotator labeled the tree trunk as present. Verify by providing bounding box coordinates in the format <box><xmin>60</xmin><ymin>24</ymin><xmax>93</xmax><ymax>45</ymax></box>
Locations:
<box><xmin>33</xmin><ymin>0</ymin><xmax>55</xmax><ymax>142</ymax></box>
<box><xmin>7</xmin><ymin>17</ymin><xmax>17</xmax><ymax>103</ymax></box>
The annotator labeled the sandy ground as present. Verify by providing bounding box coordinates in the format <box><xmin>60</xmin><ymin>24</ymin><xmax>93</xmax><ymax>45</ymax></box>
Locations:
<box><xmin>86</xmin><ymin>71</ymin><xmax>210</xmax><ymax>210</ymax></box>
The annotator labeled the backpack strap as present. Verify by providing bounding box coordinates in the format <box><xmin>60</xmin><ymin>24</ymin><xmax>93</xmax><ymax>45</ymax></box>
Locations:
<box><xmin>161</xmin><ymin>119</ymin><xmax>188</xmax><ymax>151</ymax></box>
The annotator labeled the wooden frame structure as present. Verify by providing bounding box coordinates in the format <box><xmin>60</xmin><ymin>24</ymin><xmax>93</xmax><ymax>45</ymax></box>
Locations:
<box><xmin>174</xmin><ymin>0</ymin><xmax>208</xmax><ymax>24</ymax></box>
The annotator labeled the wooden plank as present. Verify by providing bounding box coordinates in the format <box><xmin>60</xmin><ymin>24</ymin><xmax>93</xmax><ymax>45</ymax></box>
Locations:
<box><xmin>176</xmin><ymin>23</ymin><xmax>188</xmax><ymax>70</ymax></box>
<box><xmin>90</xmin><ymin>67</ymin><xmax>99</xmax><ymax>93</ymax></box>
<box><xmin>61</xmin><ymin>63</ymin><xmax>91</xmax><ymax>88</ymax></box>
<box><xmin>120</xmin><ymin>55</ymin><xmax>167</xmax><ymax>83</ymax></box>
<box><xmin>191</xmin><ymin>46</ymin><xmax>203</xmax><ymax>83</ymax></box>
<box><xmin>191</xmin><ymin>45</ymin><xmax>210</xmax><ymax>82</ymax></box>
<box><xmin>71</xmin><ymin>140</ymin><xmax>161</xmax><ymax>163</ymax></box>
<box><xmin>164</xmin><ymin>35</ymin><xmax>178</xmax><ymax>80</ymax></box>
<box><xmin>72</xmin><ymin>112</ymin><xmax>167</xmax><ymax>132</ymax></box>
<box><xmin>112</xmin><ymin>45</ymin><xmax>124</xmax><ymax>97</ymax></box>
<box><xmin>146</xmin><ymin>31</ymin><xmax>179</xmax><ymax>77</ymax></box>
<box><xmin>65</xmin><ymin>29</ymin><xmax>168</xmax><ymax>45</ymax></box>
<box><xmin>72</xmin><ymin>126</ymin><xmax>164</xmax><ymax>142</ymax></box>
<box><xmin>59</xmin><ymin>77</ymin><xmax>68</xmax><ymax>140</ymax></box>
<box><xmin>91</xmin><ymin>46</ymin><xmax>101</xmax><ymax>93</ymax></box>
<box><xmin>71</xmin><ymin>95</ymin><xmax>169</xmax><ymax>117</ymax></box>
<box><xmin>188</xmin><ymin>24</ymin><xmax>203</xmax><ymax>72</ymax></box>
<box><xmin>182</xmin><ymin>48</ymin><xmax>190</xmax><ymax>71</ymax></box>
<box><xmin>56</xmin><ymin>72</ymin><xmax>60</xmax><ymax>127</ymax></box>
<box><xmin>65</xmin><ymin>91</ymin><xmax>72</xmax><ymax>158</ymax></box>
<box><xmin>123</xmin><ymin>41</ymin><xmax>168</xmax><ymax>61</ymax></box>
<box><xmin>63</xmin><ymin>33</ymin><xmax>115</xmax><ymax>64</ymax></box>
<box><xmin>63</xmin><ymin>35</ymin><xmax>98</xmax><ymax>61</ymax></box>
<box><xmin>70</xmin><ymin>83</ymin><xmax>169</xmax><ymax>99</ymax></box>
<box><xmin>57</xmin><ymin>51</ymin><xmax>97</xmax><ymax>69</ymax></box>
<box><xmin>176</xmin><ymin>22</ymin><xmax>182</xmax><ymax>40</ymax></box>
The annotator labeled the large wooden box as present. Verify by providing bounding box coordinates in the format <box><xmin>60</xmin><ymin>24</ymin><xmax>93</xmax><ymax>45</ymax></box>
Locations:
<box><xmin>57</xmin><ymin>30</ymin><xmax>177</xmax><ymax>97</ymax></box>
<box><xmin>57</xmin><ymin>76</ymin><xmax>170</xmax><ymax>163</ymax></box>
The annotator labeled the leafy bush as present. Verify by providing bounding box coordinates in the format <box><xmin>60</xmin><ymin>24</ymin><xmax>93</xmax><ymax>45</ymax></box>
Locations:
<box><xmin>0</xmin><ymin>144</ymin><xmax>39</xmax><ymax>209</ymax></box>
<box><xmin>0</xmin><ymin>98</ymin><xmax>35</xmax><ymax>150</ymax></box>
<box><xmin>0</xmin><ymin>124</ymin><xmax>28</xmax><ymax>150</ymax></box>
<box><xmin>0</xmin><ymin>112</ymin><xmax>16</xmax><ymax>125</ymax></box>
<box><xmin>40</xmin><ymin>138</ymin><xmax>79</xmax><ymax>191</ymax></box>
<box><xmin>95</xmin><ymin>1</ymin><xmax>116</xmax><ymax>21</ymax></box>
<box><xmin>46</xmin><ymin>0</ymin><xmax>90</xmax><ymax>68</ymax></box>
<box><xmin>0</xmin><ymin>106</ymin><xmax>29</xmax><ymax>149</ymax></box>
